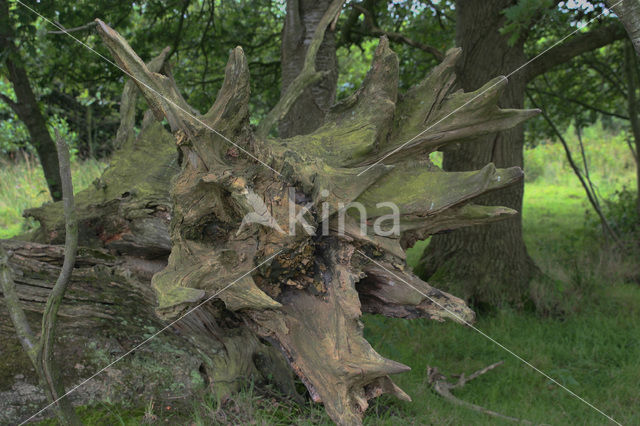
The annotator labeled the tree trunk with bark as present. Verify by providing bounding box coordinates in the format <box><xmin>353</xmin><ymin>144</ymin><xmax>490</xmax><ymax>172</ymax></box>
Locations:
<box><xmin>624</xmin><ymin>41</ymin><xmax>640</xmax><ymax>222</ymax></box>
<box><xmin>608</xmin><ymin>0</ymin><xmax>640</xmax><ymax>56</ymax></box>
<box><xmin>416</xmin><ymin>0</ymin><xmax>540</xmax><ymax>307</ymax></box>
<box><xmin>278</xmin><ymin>0</ymin><xmax>339</xmax><ymax>138</ymax></box>
<box><xmin>0</xmin><ymin>0</ymin><xmax>63</xmax><ymax>201</ymax></box>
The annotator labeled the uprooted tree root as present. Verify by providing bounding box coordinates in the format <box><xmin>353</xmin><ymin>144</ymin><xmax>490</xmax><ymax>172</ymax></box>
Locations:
<box><xmin>2</xmin><ymin>4</ymin><xmax>538</xmax><ymax>423</ymax></box>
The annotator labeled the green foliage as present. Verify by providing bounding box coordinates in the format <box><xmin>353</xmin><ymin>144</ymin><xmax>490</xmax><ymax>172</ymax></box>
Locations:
<box><xmin>500</xmin><ymin>0</ymin><xmax>554</xmax><ymax>46</ymax></box>
<box><xmin>524</xmin><ymin>121</ymin><xmax>636</xmax><ymax>189</ymax></box>
<box><xmin>2</xmin><ymin>0</ymin><xmax>286</xmax><ymax>158</ymax></box>
<box><xmin>587</xmin><ymin>187</ymin><xmax>639</xmax><ymax>235</ymax></box>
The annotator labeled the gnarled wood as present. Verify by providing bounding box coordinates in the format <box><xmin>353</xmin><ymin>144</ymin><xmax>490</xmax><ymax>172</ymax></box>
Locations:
<box><xmin>0</xmin><ymin>18</ymin><xmax>538</xmax><ymax>425</ymax></box>
<box><xmin>92</xmin><ymin>19</ymin><xmax>537</xmax><ymax>425</ymax></box>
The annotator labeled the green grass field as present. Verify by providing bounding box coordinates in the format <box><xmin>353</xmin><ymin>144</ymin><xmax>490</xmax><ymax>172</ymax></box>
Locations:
<box><xmin>2</xmin><ymin>124</ymin><xmax>639</xmax><ymax>425</ymax></box>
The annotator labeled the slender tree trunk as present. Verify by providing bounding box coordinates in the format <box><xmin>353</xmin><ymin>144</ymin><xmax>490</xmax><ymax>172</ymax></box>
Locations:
<box><xmin>417</xmin><ymin>0</ymin><xmax>539</xmax><ymax>307</ymax></box>
<box><xmin>0</xmin><ymin>0</ymin><xmax>63</xmax><ymax>201</ymax></box>
<box><xmin>278</xmin><ymin>0</ymin><xmax>338</xmax><ymax>138</ymax></box>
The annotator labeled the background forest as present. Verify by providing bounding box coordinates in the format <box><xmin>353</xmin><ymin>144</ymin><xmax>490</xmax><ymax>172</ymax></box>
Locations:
<box><xmin>1</xmin><ymin>0</ymin><xmax>639</xmax><ymax>425</ymax></box>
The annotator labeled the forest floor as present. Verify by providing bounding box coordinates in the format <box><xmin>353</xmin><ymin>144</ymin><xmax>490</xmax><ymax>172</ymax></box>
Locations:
<box><xmin>2</xmin><ymin>125</ymin><xmax>639</xmax><ymax>425</ymax></box>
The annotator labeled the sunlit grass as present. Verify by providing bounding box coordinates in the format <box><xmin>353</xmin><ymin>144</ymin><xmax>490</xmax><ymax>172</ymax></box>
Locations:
<box><xmin>0</xmin><ymin>155</ymin><xmax>105</xmax><ymax>239</ymax></box>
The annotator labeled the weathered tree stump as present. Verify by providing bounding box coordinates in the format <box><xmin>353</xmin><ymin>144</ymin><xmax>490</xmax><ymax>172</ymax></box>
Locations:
<box><xmin>0</xmin><ymin>18</ymin><xmax>537</xmax><ymax>424</ymax></box>
<box><xmin>90</xmin><ymin>18</ymin><xmax>536</xmax><ymax>425</ymax></box>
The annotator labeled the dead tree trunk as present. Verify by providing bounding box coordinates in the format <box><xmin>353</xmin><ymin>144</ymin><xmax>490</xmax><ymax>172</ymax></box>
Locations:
<box><xmin>88</xmin><ymin>13</ymin><xmax>537</xmax><ymax>422</ymax></box>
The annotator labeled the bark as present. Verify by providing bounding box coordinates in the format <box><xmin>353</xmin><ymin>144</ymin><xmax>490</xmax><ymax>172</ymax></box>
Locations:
<box><xmin>416</xmin><ymin>0</ymin><xmax>539</xmax><ymax>307</ymax></box>
<box><xmin>113</xmin><ymin>47</ymin><xmax>171</xmax><ymax>149</ymax></box>
<box><xmin>94</xmin><ymin>18</ymin><xmax>537</xmax><ymax>424</ymax></box>
<box><xmin>0</xmin><ymin>239</ymin><xmax>292</xmax><ymax>423</ymax></box>
<box><xmin>624</xmin><ymin>41</ymin><xmax>640</xmax><ymax>221</ymax></box>
<box><xmin>0</xmin><ymin>0</ymin><xmax>62</xmax><ymax>201</ymax></box>
<box><xmin>277</xmin><ymin>0</ymin><xmax>340</xmax><ymax>138</ymax></box>
<box><xmin>608</xmin><ymin>0</ymin><xmax>640</xmax><ymax>56</ymax></box>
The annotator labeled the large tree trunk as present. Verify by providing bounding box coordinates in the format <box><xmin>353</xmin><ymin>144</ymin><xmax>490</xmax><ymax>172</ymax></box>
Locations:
<box><xmin>608</xmin><ymin>0</ymin><xmax>640</xmax><ymax>56</ymax></box>
<box><xmin>416</xmin><ymin>0</ymin><xmax>539</xmax><ymax>307</ymax></box>
<box><xmin>0</xmin><ymin>0</ymin><xmax>63</xmax><ymax>201</ymax></box>
<box><xmin>278</xmin><ymin>0</ymin><xmax>338</xmax><ymax>138</ymax></box>
<box><xmin>0</xmin><ymin>239</ymin><xmax>293</xmax><ymax>423</ymax></box>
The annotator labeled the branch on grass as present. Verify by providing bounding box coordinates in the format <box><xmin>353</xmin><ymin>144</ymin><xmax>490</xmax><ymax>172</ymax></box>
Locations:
<box><xmin>352</xmin><ymin>4</ymin><xmax>444</xmax><ymax>61</ymax></box>
<box><xmin>427</xmin><ymin>361</ymin><xmax>532</xmax><ymax>424</ymax></box>
<box><xmin>256</xmin><ymin>0</ymin><xmax>345</xmax><ymax>139</ymax></box>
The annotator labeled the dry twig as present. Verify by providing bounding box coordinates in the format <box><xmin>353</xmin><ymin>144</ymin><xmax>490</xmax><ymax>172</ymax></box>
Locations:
<box><xmin>427</xmin><ymin>361</ymin><xmax>533</xmax><ymax>424</ymax></box>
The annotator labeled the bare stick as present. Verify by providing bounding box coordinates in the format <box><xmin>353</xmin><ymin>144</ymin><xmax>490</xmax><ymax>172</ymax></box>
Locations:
<box><xmin>352</xmin><ymin>4</ymin><xmax>444</xmax><ymax>61</ymax></box>
<box><xmin>427</xmin><ymin>362</ymin><xmax>532</xmax><ymax>424</ymax></box>
<box><xmin>526</xmin><ymin>91</ymin><xmax>621</xmax><ymax>245</ymax></box>
<box><xmin>35</xmin><ymin>129</ymin><xmax>81</xmax><ymax>424</ymax></box>
<box><xmin>47</xmin><ymin>21</ymin><xmax>96</xmax><ymax>34</ymax></box>
<box><xmin>0</xmin><ymin>247</ymin><xmax>37</xmax><ymax>360</ymax></box>
<box><xmin>1</xmin><ymin>130</ymin><xmax>80</xmax><ymax>424</ymax></box>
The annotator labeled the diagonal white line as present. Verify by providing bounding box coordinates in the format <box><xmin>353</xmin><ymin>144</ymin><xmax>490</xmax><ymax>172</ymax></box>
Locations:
<box><xmin>356</xmin><ymin>250</ymin><xmax>621</xmax><ymax>425</ymax></box>
<box><xmin>14</xmin><ymin>0</ymin><xmax>282</xmax><ymax>177</ymax></box>
<box><xmin>357</xmin><ymin>0</ymin><xmax>624</xmax><ymax>176</ymax></box>
<box><xmin>18</xmin><ymin>249</ymin><xmax>284</xmax><ymax>425</ymax></box>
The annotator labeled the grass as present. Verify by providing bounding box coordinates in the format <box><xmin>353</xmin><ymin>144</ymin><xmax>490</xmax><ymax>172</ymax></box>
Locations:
<box><xmin>0</xmin><ymin>153</ymin><xmax>105</xmax><ymax>239</ymax></box>
<box><xmin>2</xmin><ymin>123</ymin><xmax>639</xmax><ymax>425</ymax></box>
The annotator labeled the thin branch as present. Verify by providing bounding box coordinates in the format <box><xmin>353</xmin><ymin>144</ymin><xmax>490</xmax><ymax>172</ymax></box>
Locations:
<box><xmin>427</xmin><ymin>362</ymin><xmax>532</xmax><ymax>424</ymax></box>
<box><xmin>527</xmin><ymin>91</ymin><xmax>621</xmax><ymax>245</ymax></box>
<box><xmin>450</xmin><ymin>361</ymin><xmax>504</xmax><ymax>389</ymax></box>
<box><xmin>166</xmin><ymin>0</ymin><xmax>191</xmax><ymax>61</ymax></box>
<box><xmin>35</xmin><ymin>129</ymin><xmax>81</xmax><ymax>424</ymax></box>
<box><xmin>584</xmin><ymin>55</ymin><xmax>629</xmax><ymax>98</ymax></box>
<box><xmin>256</xmin><ymin>0</ymin><xmax>345</xmax><ymax>139</ymax></box>
<box><xmin>352</xmin><ymin>4</ymin><xmax>444</xmax><ymax>61</ymax></box>
<box><xmin>524</xmin><ymin>23</ymin><xmax>626</xmax><ymax>82</ymax></box>
<box><xmin>0</xmin><ymin>247</ymin><xmax>37</xmax><ymax>360</ymax></box>
<box><xmin>47</xmin><ymin>21</ymin><xmax>96</xmax><ymax>34</ymax></box>
<box><xmin>0</xmin><ymin>130</ymin><xmax>80</xmax><ymax>424</ymax></box>
<box><xmin>0</xmin><ymin>92</ymin><xmax>18</xmax><ymax>111</ymax></box>
<box><xmin>575</xmin><ymin>124</ymin><xmax>602</xmax><ymax>211</ymax></box>
<box><xmin>527</xmin><ymin>87</ymin><xmax>629</xmax><ymax>120</ymax></box>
